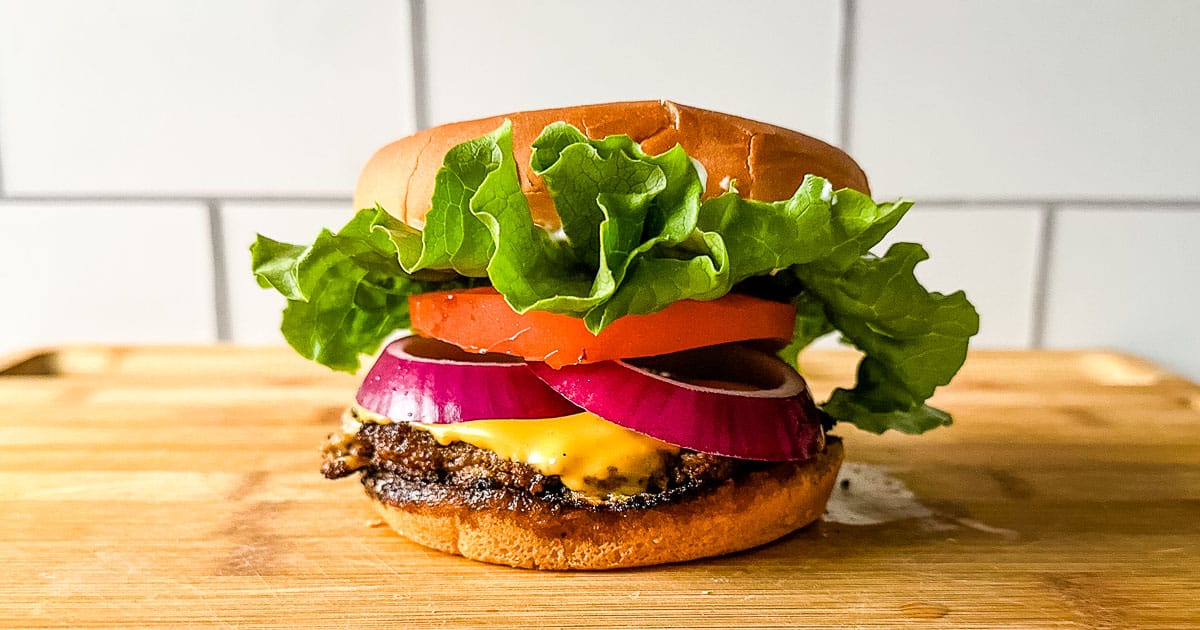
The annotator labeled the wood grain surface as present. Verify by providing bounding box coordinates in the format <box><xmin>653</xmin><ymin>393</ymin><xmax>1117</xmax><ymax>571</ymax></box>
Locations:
<box><xmin>1</xmin><ymin>346</ymin><xmax>1197</xmax><ymax>628</ymax></box>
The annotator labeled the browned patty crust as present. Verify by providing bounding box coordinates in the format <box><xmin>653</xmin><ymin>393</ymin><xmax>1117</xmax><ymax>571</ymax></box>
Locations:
<box><xmin>321</xmin><ymin>411</ymin><xmax>826</xmax><ymax>512</ymax></box>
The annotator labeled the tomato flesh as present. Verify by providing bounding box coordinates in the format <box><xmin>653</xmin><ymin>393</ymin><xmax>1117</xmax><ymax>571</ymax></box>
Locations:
<box><xmin>409</xmin><ymin>287</ymin><xmax>795</xmax><ymax>368</ymax></box>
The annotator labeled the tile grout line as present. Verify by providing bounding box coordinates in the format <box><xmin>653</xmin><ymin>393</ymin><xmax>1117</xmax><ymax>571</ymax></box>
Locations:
<box><xmin>409</xmin><ymin>0</ymin><xmax>430</xmax><ymax>130</ymax></box>
<box><xmin>2</xmin><ymin>194</ymin><xmax>1198</xmax><ymax>209</ymax></box>
<box><xmin>206</xmin><ymin>199</ymin><xmax>232</xmax><ymax>343</ymax></box>
<box><xmin>1028</xmin><ymin>204</ymin><xmax>1058</xmax><ymax>349</ymax></box>
<box><xmin>0</xmin><ymin>98</ymin><xmax>6</xmax><ymax>196</ymax></box>
<box><xmin>834</xmin><ymin>0</ymin><xmax>857</xmax><ymax>150</ymax></box>
<box><xmin>909</xmin><ymin>198</ymin><xmax>1200</xmax><ymax>209</ymax></box>
<box><xmin>0</xmin><ymin>194</ymin><xmax>352</xmax><ymax>203</ymax></box>
<box><xmin>0</xmin><ymin>193</ymin><xmax>1198</xmax><ymax>209</ymax></box>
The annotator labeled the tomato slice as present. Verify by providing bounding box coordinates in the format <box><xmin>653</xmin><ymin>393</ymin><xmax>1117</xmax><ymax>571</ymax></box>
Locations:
<box><xmin>409</xmin><ymin>287</ymin><xmax>795</xmax><ymax>368</ymax></box>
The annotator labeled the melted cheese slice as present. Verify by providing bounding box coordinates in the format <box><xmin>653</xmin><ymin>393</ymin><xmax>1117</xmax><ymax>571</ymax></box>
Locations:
<box><xmin>351</xmin><ymin>406</ymin><xmax>677</xmax><ymax>498</ymax></box>
<box><xmin>416</xmin><ymin>413</ymin><xmax>678</xmax><ymax>498</ymax></box>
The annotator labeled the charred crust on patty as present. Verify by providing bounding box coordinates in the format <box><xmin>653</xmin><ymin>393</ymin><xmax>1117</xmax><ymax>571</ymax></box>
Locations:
<box><xmin>321</xmin><ymin>418</ymin><xmax>824</xmax><ymax>512</ymax></box>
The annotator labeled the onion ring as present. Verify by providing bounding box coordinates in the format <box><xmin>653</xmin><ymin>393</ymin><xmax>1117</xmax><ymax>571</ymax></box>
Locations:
<box><xmin>527</xmin><ymin>344</ymin><xmax>824</xmax><ymax>461</ymax></box>
<box><xmin>356</xmin><ymin>336</ymin><xmax>581</xmax><ymax>424</ymax></box>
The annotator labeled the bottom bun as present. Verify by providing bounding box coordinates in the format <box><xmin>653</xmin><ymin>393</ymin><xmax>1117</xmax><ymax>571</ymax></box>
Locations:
<box><xmin>365</xmin><ymin>438</ymin><xmax>843</xmax><ymax>570</ymax></box>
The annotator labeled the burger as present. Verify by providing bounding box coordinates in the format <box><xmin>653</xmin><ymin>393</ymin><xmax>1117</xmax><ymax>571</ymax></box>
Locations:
<box><xmin>252</xmin><ymin>101</ymin><xmax>978</xmax><ymax>569</ymax></box>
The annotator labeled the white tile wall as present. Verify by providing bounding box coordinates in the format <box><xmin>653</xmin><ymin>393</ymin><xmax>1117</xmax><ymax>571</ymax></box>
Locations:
<box><xmin>0</xmin><ymin>0</ymin><xmax>413</xmax><ymax>196</ymax></box>
<box><xmin>423</xmin><ymin>0</ymin><xmax>840</xmax><ymax>139</ymax></box>
<box><xmin>0</xmin><ymin>201</ymin><xmax>216</xmax><ymax>354</ymax></box>
<box><xmin>0</xmin><ymin>1</ymin><xmax>1198</xmax><ymax>382</ymax></box>
<box><xmin>219</xmin><ymin>201</ymin><xmax>353</xmax><ymax>344</ymax></box>
<box><xmin>852</xmin><ymin>0</ymin><xmax>1200</xmax><ymax>200</ymax></box>
<box><xmin>1043</xmin><ymin>208</ymin><xmax>1200</xmax><ymax>380</ymax></box>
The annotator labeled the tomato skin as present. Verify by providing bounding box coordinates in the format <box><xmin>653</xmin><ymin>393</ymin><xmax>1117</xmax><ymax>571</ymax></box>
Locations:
<box><xmin>409</xmin><ymin>288</ymin><xmax>796</xmax><ymax>368</ymax></box>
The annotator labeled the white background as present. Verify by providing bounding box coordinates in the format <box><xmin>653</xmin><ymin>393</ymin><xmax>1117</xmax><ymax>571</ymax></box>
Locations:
<box><xmin>1</xmin><ymin>0</ymin><xmax>1197</xmax><ymax>380</ymax></box>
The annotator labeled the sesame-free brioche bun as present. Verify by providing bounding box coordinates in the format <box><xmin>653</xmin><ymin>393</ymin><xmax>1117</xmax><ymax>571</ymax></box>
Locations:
<box><xmin>363</xmin><ymin>438</ymin><xmax>843</xmax><ymax>570</ymax></box>
<box><xmin>354</xmin><ymin>100</ymin><xmax>869</xmax><ymax>230</ymax></box>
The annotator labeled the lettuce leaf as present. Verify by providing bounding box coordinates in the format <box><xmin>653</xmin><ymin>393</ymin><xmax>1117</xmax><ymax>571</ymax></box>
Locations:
<box><xmin>251</xmin><ymin>120</ymin><xmax>978</xmax><ymax>433</ymax></box>
<box><xmin>382</xmin><ymin>120</ymin><xmax>711</xmax><ymax>326</ymax></box>
<box><xmin>792</xmin><ymin>243</ymin><xmax>980</xmax><ymax>433</ymax></box>
<box><xmin>250</xmin><ymin>208</ymin><xmax>478</xmax><ymax>372</ymax></box>
<box><xmin>688</xmin><ymin>181</ymin><xmax>975</xmax><ymax>433</ymax></box>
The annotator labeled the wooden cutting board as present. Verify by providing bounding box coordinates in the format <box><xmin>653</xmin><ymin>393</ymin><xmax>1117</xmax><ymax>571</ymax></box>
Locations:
<box><xmin>1</xmin><ymin>346</ymin><xmax>1197</xmax><ymax>628</ymax></box>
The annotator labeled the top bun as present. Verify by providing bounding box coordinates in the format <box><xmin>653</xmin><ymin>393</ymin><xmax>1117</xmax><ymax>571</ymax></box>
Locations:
<box><xmin>354</xmin><ymin>100</ymin><xmax>870</xmax><ymax>230</ymax></box>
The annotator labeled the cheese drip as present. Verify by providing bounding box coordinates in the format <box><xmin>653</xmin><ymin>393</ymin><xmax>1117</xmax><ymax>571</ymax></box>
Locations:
<box><xmin>417</xmin><ymin>413</ymin><xmax>678</xmax><ymax>498</ymax></box>
<box><xmin>350</xmin><ymin>406</ymin><xmax>677</xmax><ymax>498</ymax></box>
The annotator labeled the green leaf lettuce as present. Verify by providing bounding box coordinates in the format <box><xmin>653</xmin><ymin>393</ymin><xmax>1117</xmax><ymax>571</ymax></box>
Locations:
<box><xmin>250</xmin><ymin>208</ymin><xmax>477</xmax><ymax>372</ymax></box>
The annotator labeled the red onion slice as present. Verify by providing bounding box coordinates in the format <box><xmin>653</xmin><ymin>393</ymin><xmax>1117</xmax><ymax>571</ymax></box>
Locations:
<box><xmin>357</xmin><ymin>336</ymin><xmax>580</xmax><ymax>424</ymax></box>
<box><xmin>526</xmin><ymin>344</ymin><xmax>824</xmax><ymax>461</ymax></box>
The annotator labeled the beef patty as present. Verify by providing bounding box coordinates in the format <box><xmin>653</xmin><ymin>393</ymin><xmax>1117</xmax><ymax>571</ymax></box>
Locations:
<box><xmin>321</xmin><ymin>407</ymin><xmax>813</xmax><ymax>511</ymax></box>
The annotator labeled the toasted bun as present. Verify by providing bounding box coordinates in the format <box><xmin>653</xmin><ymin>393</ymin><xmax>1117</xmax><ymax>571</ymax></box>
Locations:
<box><xmin>364</xmin><ymin>438</ymin><xmax>843</xmax><ymax>570</ymax></box>
<box><xmin>355</xmin><ymin>101</ymin><xmax>869</xmax><ymax>230</ymax></box>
